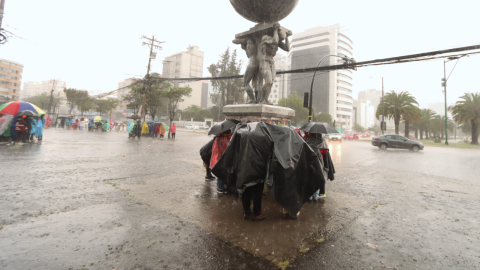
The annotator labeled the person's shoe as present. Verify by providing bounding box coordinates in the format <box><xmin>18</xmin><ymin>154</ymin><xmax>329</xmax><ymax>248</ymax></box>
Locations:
<box><xmin>251</xmin><ymin>215</ymin><xmax>266</xmax><ymax>221</ymax></box>
<box><xmin>217</xmin><ymin>188</ymin><xmax>224</xmax><ymax>193</ymax></box>
<box><xmin>318</xmin><ymin>194</ymin><xmax>326</xmax><ymax>199</ymax></box>
<box><xmin>205</xmin><ymin>176</ymin><xmax>215</xmax><ymax>181</ymax></box>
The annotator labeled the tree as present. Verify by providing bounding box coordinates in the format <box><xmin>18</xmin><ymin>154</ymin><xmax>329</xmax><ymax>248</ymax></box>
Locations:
<box><xmin>94</xmin><ymin>98</ymin><xmax>119</xmax><ymax>119</ymax></box>
<box><xmin>160</xmin><ymin>84</ymin><xmax>192</xmax><ymax>138</ymax></box>
<box><xmin>182</xmin><ymin>105</ymin><xmax>212</xmax><ymax>121</ymax></box>
<box><xmin>23</xmin><ymin>93</ymin><xmax>50</xmax><ymax>110</ymax></box>
<box><xmin>450</xmin><ymin>92</ymin><xmax>480</xmax><ymax>145</ymax></box>
<box><xmin>208</xmin><ymin>47</ymin><xmax>244</xmax><ymax>110</ymax></box>
<box><xmin>353</xmin><ymin>123</ymin><xmax>365</xmax><ymax>133</ymax></box>
<box><xmin>78</xmin><ymin>97</ymin><xmax>95</xmax><ymax>116</ymax></box>
<box><xmin>277</xmin><ymin>92</ymin><xmax>308</xmax><ymax>126</ymax></box>
<box><xmin>376</xmin><ymin>91</ymin><xmax>419</xmax><ymax>135</ymax></box>
<box><xmin>418</xmin><ymin>109</ymin><xmax>436</xmax><ymax>139</ymax></box>
<box><xmin>63</xmin><ymin>88</ymin><xmax>89</xmax><ymax>114</ymax></box>
<box><xmin>314</xmin><ymin>112</ymin><xmax>333</xmax><ymax>125</ymax></box>
<box><xmin>403</xmin><ymin>107</ymin><xmax>420</xmax><ymax>138</ymax></box>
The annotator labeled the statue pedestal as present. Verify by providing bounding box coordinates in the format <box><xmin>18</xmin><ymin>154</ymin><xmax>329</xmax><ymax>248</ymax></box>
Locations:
<box><xmin>223</xmin><ymin>104</ymin><xmax>295</xmax><ymax>124</ymax></box>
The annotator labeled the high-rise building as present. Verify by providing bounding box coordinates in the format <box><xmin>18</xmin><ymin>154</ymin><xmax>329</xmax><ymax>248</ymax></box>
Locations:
<box><xmin>288</xmin><ymin>24</ymin><xmax>354</xmax><ymax>129</ymax></box>
<box><xmin>354</xmin><ymin>89</ymin><xmax>396</xmax><ymax>131</ymax></box>
<box><xmin>0</xmin><ymin>58</ymin><xmax>23</xmax><ymax>103</ymax></box>
<box><xmin>162</xmin><ymin>45</ymin><xmax>204</xmax><ymax>81</ymax></box>
<box><xmin>269</xmin><ymin>53</ymin><xmax>288</xmax><ymax>105</ymax></box>
<box><xmin>162</xmin><ymin>45</ymin><xmax>205</xmax><ymax>110</ymax></box>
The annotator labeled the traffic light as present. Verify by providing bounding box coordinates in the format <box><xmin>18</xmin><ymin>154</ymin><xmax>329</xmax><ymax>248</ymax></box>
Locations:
<box><xmin>303</xmin><ymin>92</ymin><xmax>309</xmax><ymax>108</ymax></box>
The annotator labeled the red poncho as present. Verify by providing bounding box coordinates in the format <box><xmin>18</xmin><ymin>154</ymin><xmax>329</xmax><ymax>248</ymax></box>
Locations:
<box><xmin>210</xmin><ymin>133</ymin><xmax>232</xmax><ymax>169</ymax></box>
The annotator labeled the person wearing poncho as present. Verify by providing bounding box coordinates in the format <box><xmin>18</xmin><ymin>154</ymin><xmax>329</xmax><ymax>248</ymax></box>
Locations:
<box><xmin>35</xmin><ymin>117</ymin><xmax>44</xmax><ymax>141</ymax></box>
<box><xmin>210</xmin><ymin>130</ymin><xmax>232</xmax><ymax>193</ymax></box>
<box><xmin>102</xmin><ymin>121</ymin><xmax>110</xmax><ymax>132</ymax></box>
<box><xmin>159</xmin><ymin>123</ymin><xmax>166</xmax><ymax>138</ymax></box>
<box><xmin>142</xmin><ymin>122</ymin><xmax>149</xmax><ymax>136</ymax></box>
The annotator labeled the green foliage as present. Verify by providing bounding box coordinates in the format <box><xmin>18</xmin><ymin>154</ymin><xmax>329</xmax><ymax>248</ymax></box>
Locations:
<box><xmin>182</xmin><ymin>105</ymin><xmax>209</xmax><ymax>121</ymax></box>
<box><xmin>277</xmin><ymin>92</ymin><xmax>309</xmax><ymax>126</ymax></box>
<box><xmin>376</xmin><ymin>90</ymin><xmax>419</xmax><ymax>135</ymax></box>
<box><xmin>450</xmin><ymin>92</ymin><xmax>480</xmax><ymax>144</ymax></box>
<box><xmin>208</xmin><ymin>47</ymin><xmax>244</xmax><ymax>108</ymax></box>
<box><xmin>353</xmin><ymin>123</ymin><xmax>366</xmax><ymax>133</ymax></box>
<box><xmin>22</xmin><ymin>93</ymin><xmax>50</xmax><ymax>110</ymax></box>
<box><xmin>314</xmin><ymin>112</ymin><xmax>333</xmax><ymax>125</ymax></box>
<box><xmin>95</xmin><ymin>98</ymin><xmax>120</xmax><ymax>119</ymax></box>
<box><xmin>63</xmin><ymin>88</ymin><xmax>89</xmax><ymax>114</ymax></box>
<box><xmin>160</xmin><ymin>84</ymin><xmax>192</xmax><ymax>138</ymax></box>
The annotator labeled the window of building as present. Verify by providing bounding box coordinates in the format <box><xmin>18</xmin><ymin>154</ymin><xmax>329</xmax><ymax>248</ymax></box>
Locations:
<box><xmin>291</xmin><ymin>39</ymin><xmax>329</xmax><ymax>49</ymax></box>
<box><xmin>292</xmin><ymin>32</ymin><xmax>329</xmax><ymax>43</ymax></box>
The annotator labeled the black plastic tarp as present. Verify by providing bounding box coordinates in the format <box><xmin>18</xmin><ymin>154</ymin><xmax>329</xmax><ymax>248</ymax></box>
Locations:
<box><xmin>211</xmin><ymin>122</ymin><xmax>326</xmax><ymax>216</ymax></box>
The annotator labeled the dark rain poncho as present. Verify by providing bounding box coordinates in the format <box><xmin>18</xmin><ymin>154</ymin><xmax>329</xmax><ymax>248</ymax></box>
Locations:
<box><xmin>304</xmin><ymin>134</ymin><xmax>335</xmax><ymax>180</ymax></box>
<box><xmin>199</xmin><ymin>138</ymin><xmax>215</xmax><ymax>165</ymax></box>
<box><xmin>211</xmin><ymin>122</ymin><xmax>326</xmax><ymax>216</ymax></box>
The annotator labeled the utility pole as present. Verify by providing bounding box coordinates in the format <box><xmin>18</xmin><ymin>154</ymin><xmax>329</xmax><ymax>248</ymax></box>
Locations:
<box><xmin>140</xmin><ymin>35</ymin><xmax>164</xmax><ymax>122</ymax></box>
<box><xmin>382</xmin><ymin>77</ymin><xmax>385</xmax><ymax>135</ymax></box>
<box><xmin>48</xmin><ymin>79</ymin><xmax>56</xmax><ymax>115</ymax></box>
<box><xmin>443</xmin><ymin>62</ymin><xmax>448</xmax><ymax>145</ymax></box>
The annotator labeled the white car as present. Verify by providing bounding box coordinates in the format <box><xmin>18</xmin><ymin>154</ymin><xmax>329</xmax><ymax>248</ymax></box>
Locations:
<box><xmin>185</xmin><ymin>124</ymin><xmax>199</xmax><ymax>130</ymax></box>
<box><xmin>198</xmin><ymin>124</ymin><xmax>209</xmax><ymax>129</ymax></box>
<box><xmin>328</xmin><ymin>133</ymin><xmax>342</xmax><ymax>142</ymax></box>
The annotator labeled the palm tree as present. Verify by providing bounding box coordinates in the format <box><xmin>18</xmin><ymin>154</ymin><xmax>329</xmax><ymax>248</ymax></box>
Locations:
<box><xmin>403</xmin><ymin>107</ymin><xmax>420</xmax><ymax>138</ymax></box>
<box><xmin>451</xmin><ymin>93</ymin><xmax>480</xmax><ymax>145</ymax></box>
<box><xmin>418</xmin><ymin>109</ymin><xmax>436</xmax><ymax>139</ymax></box>
<box><xmin>376</xmin><ymin>91</ymin><xmax>419</xmax><ymax>135</ymax></box>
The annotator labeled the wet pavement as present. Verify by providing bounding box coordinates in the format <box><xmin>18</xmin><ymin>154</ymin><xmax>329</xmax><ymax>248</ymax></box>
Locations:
<box><xmin>0</xmin><ymin>129</ymin><xmax>479</xmax><ymax>269</ymax></box>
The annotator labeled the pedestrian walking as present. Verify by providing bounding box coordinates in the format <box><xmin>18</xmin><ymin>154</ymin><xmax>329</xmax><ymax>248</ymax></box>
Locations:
<box><xmin>170</xmin><ymin>123</ymin><xmax>177</xmax><ymax>139</ymax></box>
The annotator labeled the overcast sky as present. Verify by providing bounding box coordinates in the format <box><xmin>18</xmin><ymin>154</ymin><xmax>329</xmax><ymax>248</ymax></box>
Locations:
<box><xmin>1</xmin><ymin>0</ymin><xmax>479</xmax><ymax>108</ymax></box>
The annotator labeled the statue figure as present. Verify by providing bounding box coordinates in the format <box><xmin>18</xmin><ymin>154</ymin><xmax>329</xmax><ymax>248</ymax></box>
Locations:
<box><xmin>232</xmin><ymin>37</ymin><xmax>258</xmax><ymax>104</ymax></box>
<box><xmin>258</xmin><ymin>23</ymin><xmax>291</xmax><ymax>104</ymax></box>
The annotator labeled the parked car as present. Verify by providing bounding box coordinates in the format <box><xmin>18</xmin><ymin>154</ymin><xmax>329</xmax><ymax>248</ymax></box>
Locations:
<box><xmin>345</xmin><ymin>133</ymin><xmax>359</xmax><ymax>140</ymax></box>
<box><xmin>328</xmin><ymin>133</ymin><xmax>342</xmax><ymax>142</ymax></box>
<box><xmin>185</xmin><ymin>124</ymin><xmax>199</xmax><ymax>130</ymax></box>
<box><xmin>198</xmin><ymin>124</ymin><xmax>209</xmax><ymax>129</ymax></box>
<box><xmin>361</xmin><ymin>133</ymin><xmax>371</xmax><ymax>138</ymax></box>
<box><xmin>372</xmin><ymin>134</ymin><xmax>424</xmax><ymax>152</ymax></box>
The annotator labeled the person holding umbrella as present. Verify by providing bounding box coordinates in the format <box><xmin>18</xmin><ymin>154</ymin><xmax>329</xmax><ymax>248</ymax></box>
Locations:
<box><xmin>300</xmin><ymin>122</ymin><xmax>336</xmax><ymax>201</ymax></box>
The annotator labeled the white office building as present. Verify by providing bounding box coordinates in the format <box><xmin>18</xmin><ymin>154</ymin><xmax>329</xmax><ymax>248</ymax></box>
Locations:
<box><xmin>288</xmin><ymin>23</ymin><xmax>354</xmax><ymax>130</ymax></box>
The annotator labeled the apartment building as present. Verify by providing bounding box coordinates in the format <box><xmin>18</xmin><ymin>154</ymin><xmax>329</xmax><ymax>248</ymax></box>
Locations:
<box><xmin>0</xmin><ymin>58</ymin><xmax>23</xmax><ymax>103</ymax></box>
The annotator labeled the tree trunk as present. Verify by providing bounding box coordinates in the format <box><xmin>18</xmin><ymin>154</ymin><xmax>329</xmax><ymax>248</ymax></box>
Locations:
<box><xmin>168</xmin><ymin>117</ymin><xmax>173</xmax><ymax>139</ymax></box>
<box><xmin>414</xmin><ymin>128</ymin><xmax>418</xmax><ymax>139</ymax></box>
<box><xmin>471</xmin><ymin>119</ymin><xmax>478</xmax><ymax>145</ymax></box>
<box><xmin>419</xmin><ymin>128</ymin><xmax>423</xmax><ymax>139</ymax></box>
<box><xmin>404</xmin><ymin>120</ymin><xmax>410</xmax><ymax>138</ymax></box>
<box><xmin>394</xmin><ymin>116</ymin><xmax>400</xmax><ymax>135</ymax></box>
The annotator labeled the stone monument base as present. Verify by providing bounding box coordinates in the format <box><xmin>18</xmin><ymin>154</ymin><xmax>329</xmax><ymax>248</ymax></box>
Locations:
<box><xmin>223</xmin><ymin>104</ymin><xmax>295</xmax><ymax>124</ymax></box>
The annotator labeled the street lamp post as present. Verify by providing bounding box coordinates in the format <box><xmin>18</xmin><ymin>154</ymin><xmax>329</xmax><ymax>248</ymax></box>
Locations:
<box><xmin>443</xmin><ymin>55</ymin><xmax>465</xmax><ymax>145</ymax></box>
<box><xmin>308</xmin><ymin>54</ymin><xmax>352</xmax><ymax>122</ymax></box>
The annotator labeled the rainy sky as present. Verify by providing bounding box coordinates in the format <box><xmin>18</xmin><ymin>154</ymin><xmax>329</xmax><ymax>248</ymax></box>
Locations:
<box><xmin>1</xmin><ymin>0</ymin><xmax>479</xmax><ymax>107</ymax></box>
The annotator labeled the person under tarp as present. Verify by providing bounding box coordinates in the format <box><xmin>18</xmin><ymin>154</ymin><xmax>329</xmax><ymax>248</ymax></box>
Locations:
<box><xmin>210</xmin><ymin>130</ymin><xmax>232</xmax><ymax>193</ymax></box>
<box><xmin>200</xmin><ymin>137</ymin><xmax>216</xmax><ymax>181</ymax></box>
<box><xmin>303</xmin><ymin>132</ymin><xmax>335</xmax><ymax>201</ymax></box>
<box><xmin>211</xmin><ymin>122</ymin><xmax>325</xmax><ymax>221</ymax></box>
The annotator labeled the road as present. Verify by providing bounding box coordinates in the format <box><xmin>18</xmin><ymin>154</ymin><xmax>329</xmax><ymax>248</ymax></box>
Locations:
<box><xmin>0</xmin><ymin>129</ymin><xmax>478</xmax><ymax>269</ymax></box>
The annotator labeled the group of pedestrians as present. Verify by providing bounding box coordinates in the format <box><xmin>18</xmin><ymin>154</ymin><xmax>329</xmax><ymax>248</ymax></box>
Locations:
<box><xmin>0</xmin><ymin>115</ymin><xmax>45</xmax><ymax>144</ymax></box>
<box><xmin>128</xmin><ymin>121</ymin><xmax>176</xmax><ymax>140</ymax></box>
<box><xmin>199</xmin><ymin>123</ymin><xmax>335</xmax><ymax>222</ymax></box>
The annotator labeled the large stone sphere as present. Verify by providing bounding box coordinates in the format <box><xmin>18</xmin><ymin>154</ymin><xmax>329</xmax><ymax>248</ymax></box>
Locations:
<box><xmin>229</xmin><ymin>0</ymin><xmax>299</xmax><ymax>23</ymax></box>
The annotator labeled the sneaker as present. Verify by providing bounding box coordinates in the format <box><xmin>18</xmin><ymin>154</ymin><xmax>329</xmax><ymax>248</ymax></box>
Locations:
<box><xmin>318</xmin><ymin>194</ymin><xmax>326</xmax><ymax>199</ymax></box>
<box><xmin>217</xmin><ymin>188</ymin><xmax>224</xmax><ymax>193</ymax></box>
<box><xmin>251</xmin><ymin>215</ymin><xmax>266</xmax><ymax>221</ymax></box>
